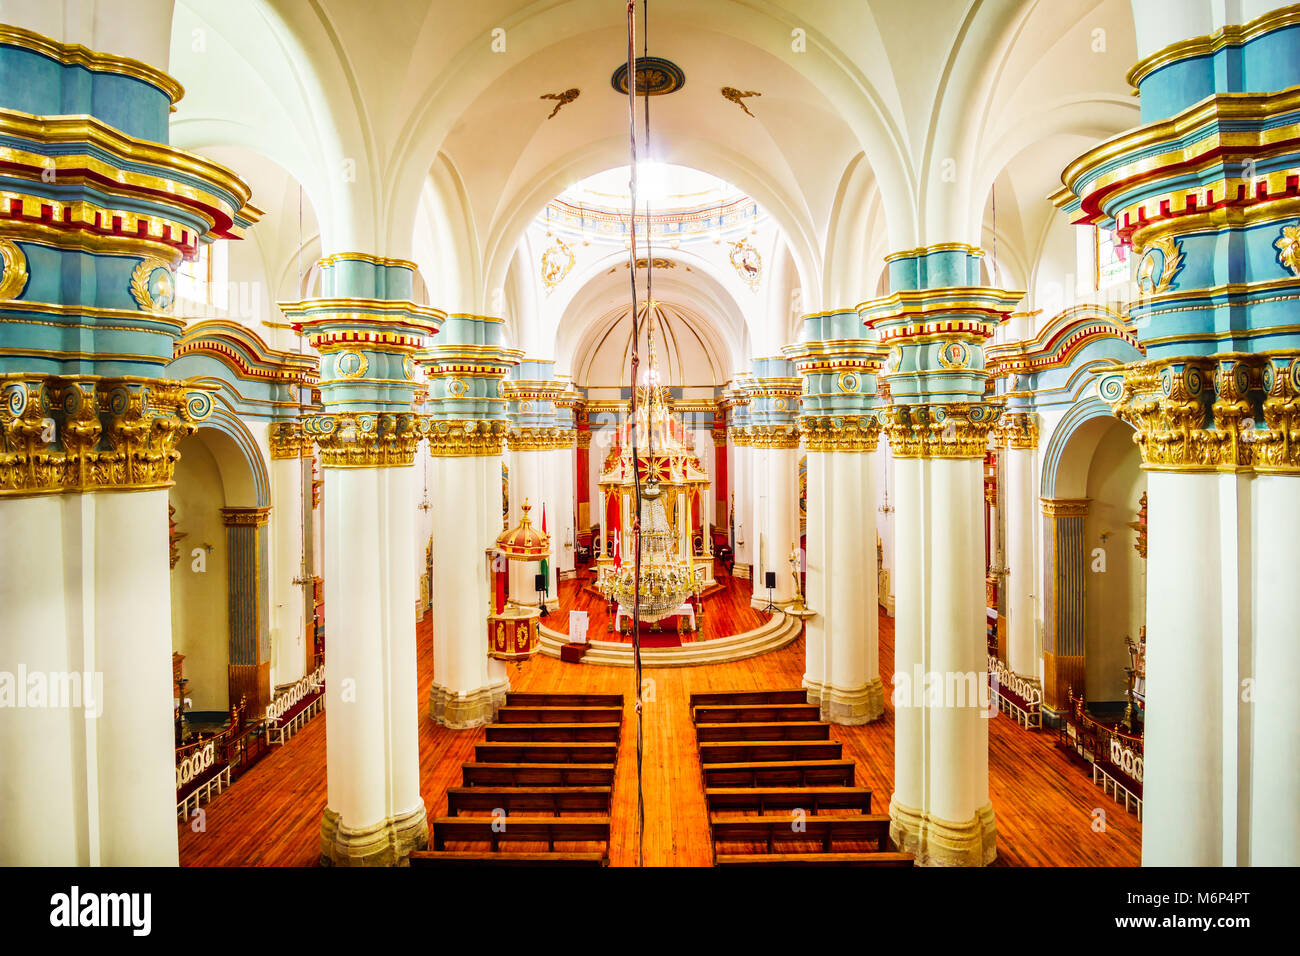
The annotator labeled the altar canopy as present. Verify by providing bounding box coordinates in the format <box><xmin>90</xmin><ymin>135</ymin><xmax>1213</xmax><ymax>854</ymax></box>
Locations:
<box><xmin>594</xmin><ymin>332</ymin><xmax>714</xmax><ymax>597</ymax></box>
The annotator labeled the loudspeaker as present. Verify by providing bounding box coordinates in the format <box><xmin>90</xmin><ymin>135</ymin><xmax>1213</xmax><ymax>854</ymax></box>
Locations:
<box><xmin>534</xmin><ymin>573</ymin><xmax>546</xmax><ymax>592</ymax></box>
<box><xmin>764</xmin><ymin>571</ymin><xmax>776</xmax><ymax>590</ymax></box>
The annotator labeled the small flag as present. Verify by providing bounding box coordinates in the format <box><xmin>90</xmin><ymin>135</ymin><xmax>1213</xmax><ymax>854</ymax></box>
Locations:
<box><xmin>539</xmin><ymin>503</ymin><xmax>550</xmax><ymax>595</ymax></box>
<box><xmin>613</xmin><ymin>529</ymin><xmax>621</xmax><ymax>568</ymax></box>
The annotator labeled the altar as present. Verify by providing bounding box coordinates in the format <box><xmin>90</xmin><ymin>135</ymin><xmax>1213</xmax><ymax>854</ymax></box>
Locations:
<box><xmin>614</xmin><ymin>601</ymin><xmax>696</xmax><ymax>633</ymax></box>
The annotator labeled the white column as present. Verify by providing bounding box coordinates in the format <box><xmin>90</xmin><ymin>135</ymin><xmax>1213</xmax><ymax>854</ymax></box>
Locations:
<box><xmin>731</xmin><ymin>441</ymin><xmax>751</xmax><ymax>575</ymax></box>
<box><xmin>752</xmin><ymin>445</ymin><xmax>799</xmax><ymax>605</ymax></box>
<box><xmin>269</xmin><ymin>454</ymin><xmax>308</xmax><ymax>687</ymax></box>
<box><xmin>804</xmin><ymin>450</ymin><xmax>883</xmax><ymax>723</ymax></box>
<box><xmin>1142</xmin><ymin>472</ymin><xmax>1228</xmax><ymax>866</ymax></box>
<box><xmin>319</xmin><ymin>465</ymin><xmax>426</xmax><ymax>866</ymax></box>
<box><xmin>890</xmin><ymin>457</ymin><xmax>995</xmax><ymax>867</ymax></box>
<box><xmin>0</xmin><ymin>490</ymin><xmax>178</xmax><ymax>865</ymax></box>
<box><xmin>545</xmin><ymin>445</ymin><xmax>575</xmax><ymax>579</ymax></box>
<box><xmin>1003</xmin><ymin>445</ymin><xmax>1037</xmax><ymax>679</ymax></box>
<box><xmin>428</xmin><ymin>454</ymin><xmax>509</xmax><ymax>728</ymax></box>
<box><xmin>1249</xmin><ymin>473</ymin><xmax>1300</xmax><ymax>865</ymax></box>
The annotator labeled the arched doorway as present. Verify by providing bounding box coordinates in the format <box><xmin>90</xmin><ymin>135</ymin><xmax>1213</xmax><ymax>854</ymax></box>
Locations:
<box><xmin>1040</xmin><ymin>401</ymin><xmax>1145</xmax><ymax>719</ymax></box>
<box><xmin>170</xmin><ymin>421</ymin><xmax>268</xmax><ymax>737</ymax></box>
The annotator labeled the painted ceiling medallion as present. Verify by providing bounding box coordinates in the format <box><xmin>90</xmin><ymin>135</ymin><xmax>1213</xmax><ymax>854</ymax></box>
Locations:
<box><xmin>728</xmin><ymin>238</ymin><xmax>761</xmax><ymax>290</ymax></box>
<box><xmin>1274</xmin><ymin>223</ymin><xmax>1300</xmax><ymax>276</ymax></box>
<box><xmin>334</xmin><ymin>350</ymin><xmax>369</xmax><ymax>380</ymax></box>
<box><xmin>611</xmin><ymin>56</ymin><xmax>685</xmax><ymax>96</ymax></box>
<box><xmin>540</xmin><ymin>234</ymin><xmax>575</xmax><ymax>294</ymax></box>
<box><xmin>936</xmin><ymin>341</ymin><xmax>971</xmax><ymax>370</ymax></box>
<box><xmin>130</xmin><ymin>257</ymin><xmax>175</xmax><ymax>312</ymax></box>
<box><xmin>1136</xmin><ymin>236</ymin><xmax>1184</xmax><ymax>295</ymax></box>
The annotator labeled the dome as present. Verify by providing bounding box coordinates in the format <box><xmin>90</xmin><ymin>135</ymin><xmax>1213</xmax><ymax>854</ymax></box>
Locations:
<box><xmin>495</xmin><ymin>499</ymin><xmax>550</xmax><ymax>560</ymax></box>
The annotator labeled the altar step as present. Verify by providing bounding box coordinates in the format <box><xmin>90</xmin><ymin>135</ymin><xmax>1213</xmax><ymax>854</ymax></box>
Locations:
<box><xmin>694</xmin><ymin>692</ymin><xmax>913</xmax><ymax>868</ymax></box>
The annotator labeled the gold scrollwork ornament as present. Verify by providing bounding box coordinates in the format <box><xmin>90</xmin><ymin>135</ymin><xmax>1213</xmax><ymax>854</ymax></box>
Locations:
<box><xmin>0</xmin><ymin>238</ymin><xmax>30</xmax><ymax>300</ymax></box>
<box><xmin>334</xmin><ymin>350</ymin><xmax>369</xmax><ymax>380</ymax></box>
<box><xmin>129</xmin><ymin>257</ymin><xmax>175</xmax><ymax>312</ymax></box>
<box><xmin>1136</xmin><ymin>236</ymin><xmax>1184</xmax><ymax>295</ymax></box>
<box><xmin>1274</xmin><ymin>224</ymin><xmax>1300</xmax><ymax>276</ymax></box>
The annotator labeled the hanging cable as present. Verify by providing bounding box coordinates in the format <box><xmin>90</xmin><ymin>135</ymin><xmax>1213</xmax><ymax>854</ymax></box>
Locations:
<box><xmin>622</xmin><ymin>0</ymin><xmax>646</xmax><ymax>870</ymax></box>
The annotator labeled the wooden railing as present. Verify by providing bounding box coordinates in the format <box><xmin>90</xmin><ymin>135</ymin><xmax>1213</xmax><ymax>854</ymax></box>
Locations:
<box><xmin>987</xmin><ymin>655</ymin><xmax>1042</xmax><ymax>729</ymax></box>
<box><xmin>1058</xmin><ymin>691</ymin><xmax>1144</xmax><ymax>819</ymax></box>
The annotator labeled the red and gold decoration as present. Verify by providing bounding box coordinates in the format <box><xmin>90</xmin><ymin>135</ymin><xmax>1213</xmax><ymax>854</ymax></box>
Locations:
<box><xmin>486</xmin><ymin>498</ymin><xmax>550</xmax><ymax>663</ymax></box>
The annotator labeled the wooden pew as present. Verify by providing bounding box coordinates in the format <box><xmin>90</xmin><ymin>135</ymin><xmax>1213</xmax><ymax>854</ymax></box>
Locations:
<box><xmin>431</xmin><ymin>815</ymin><xmax>611</xmax><ymax>853</ymax></box>
<box><xmin>410</xmin><ymin>850</ymin><xmax>606</xmax><ymax>867</ymax></box>
<box><xmin>462</xmin><ymin>762</ymin><xmax>616</xmax><ymax>788</ymax></box>
<box><xmin>693</xmin><ymin>704</ymin><xmax>820</xmax><ymax>724</ymax></box>
<box><xmin>484</xmin><ymin>722</ymin><xmax>621</xmax><ymax>743</ymax></box>
<box><xmin>705</xmin><ymin>786</ymin><xmax>871</xmax><ymax>815</ymax></box>
<box><xmin>709</xmin><ymin>813</ymin><xmax>892</xmax><ymax>852</ymax></box>
<box><xmin>695</xmin><ymin>721</ymin><xmax>831</xmax><ymax>742</ymax></box>
<box><xmin>701</xmin><ymin>760</ymin><xmax>856</xmax><ymax>788</ymax></box>
<box><xmin>495</xmin><ymin>706</ymin><xmax>623</xmax><ymax>724</ymax></box>
<box><xmin>505</xmin><ymin>693</ymin><xmax>623</xmax><ymax>708</ymax></box>
<box><xmin>689</xmin><ymin>690</ymin><xmax>807</xmax><ymax>708</ymax></box>
<box><xmin>698</xmin><ymin>740</ymin><xmax>842</xmax><ymax>763</ymax></box>
<box><xmin>715</xmin><ymin>852</ymin><xmax>913</xmax><ymax>867</ymax></box>
<box><xmin>474</xmin><ymin>742</ymin><xmax>618</xmax><ymax>764</ymax></box>
<box><xmin>447</xmin><ymin>786</ymin><xmax>612</xmax><ymax>816</ymax></box>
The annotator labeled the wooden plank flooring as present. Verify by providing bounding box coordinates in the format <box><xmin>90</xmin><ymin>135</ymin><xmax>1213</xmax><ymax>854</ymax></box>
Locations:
<box><xmin>546</xmin><ymin>560</ymin><xmax>770</xmax><ymax>643</ymax></box>
<box><xmin>178</xmin><ymin>609</ymin><xmax>1141</xmax><ymax>867</ymax></box>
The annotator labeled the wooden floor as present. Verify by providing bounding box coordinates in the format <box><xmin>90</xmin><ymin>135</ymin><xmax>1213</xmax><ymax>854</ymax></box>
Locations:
<box><xmin>546</xmin><ymin>560</ymin><xmax>770</xmax><ymax>643</ymax></box>
<box><xmin>178</xmin><ymin>609</ymin><xmax>1142</xmax><ymax>867</ymax></box>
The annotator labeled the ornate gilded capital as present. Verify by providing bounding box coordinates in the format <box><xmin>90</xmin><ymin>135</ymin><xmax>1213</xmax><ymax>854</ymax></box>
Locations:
<box><xmin>303</xmin><ymin>411</ymin><xmax>425</xmax><ymax>468</ymax></box>
<box><xmin>507</xmin><ymin>426</ymin><xmax>576</xmax><ymax>452</ymax></box>
<box><xmin>427</xmin><ymin>419</ymin><xmax>508</xmax><ymax>458</ymax></box>
<box><xmin>576</xmin><ymin>430</ymin><xmax>592</xmax><ymax>450</ymax></box>
<box><xmin>799</xmin><ymin>415</ymin><xmax>882</xmax><ymax>453</ymax></box>
<box><xmin>268</xmin><ymin>421</ymin><xmax>314</xmax><ymax>460</ymax></box>
<box><xmin>881</xmin><ymin>402</ymin><xmax>1000</xmax><ymax>459</ymax></box>
<box><xmin>0</xmin><ymin>374</ymin><xmax>214</xmax><ymax>496</ymax></box>
<box><xmin>221</xmin><ymin>506</ymin><xmax>271</xmax><ymax>527</ymax></box>
<box><xmin>1041</xmin><ymin>497</ymin><xmax>1090</xmax><ymax>518</ymax></box>
<box><xmin>732</xmin><ymin>424</ymin><xmax>800</xmax><ymax>450</ymax></box>
<box><xmin>995</xmin><ymin>412</ymin><xmax>1039</xmax><ymax>450</ymax></box>
<box><xmin>1106</xmin><ymin>351</ymin><xmax>1300</xmax><ymax>473</ymax></box>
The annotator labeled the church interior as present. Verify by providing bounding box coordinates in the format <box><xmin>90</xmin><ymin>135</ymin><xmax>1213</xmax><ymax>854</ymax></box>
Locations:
<box><xmin>0</xmin><ymin>0</ymin><xmax>1297</xmax><ymax>878</ymax></box>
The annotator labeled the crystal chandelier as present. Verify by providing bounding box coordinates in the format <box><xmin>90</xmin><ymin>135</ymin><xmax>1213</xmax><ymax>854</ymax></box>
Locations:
<box><xmin>596</xmin><ymin>493</ymin><xmax>705</xmax><ymax>621</ymax></box>
<box><xmin>594</xmin><ymin>303</ymin><xmax>706</xmax><ymax>620</ymax></box>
